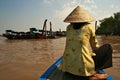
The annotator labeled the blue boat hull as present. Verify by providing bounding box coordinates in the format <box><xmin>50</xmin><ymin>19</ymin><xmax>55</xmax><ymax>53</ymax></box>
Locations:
<box><xmin>39</xmin><ymin>57</ymin><xmax>114</xmax><ymax>80</ymax></box>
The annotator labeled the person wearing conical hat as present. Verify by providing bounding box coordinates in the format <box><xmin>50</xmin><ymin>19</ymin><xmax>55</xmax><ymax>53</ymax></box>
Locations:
<box><xmin>60</xmin><ymin>6</ymin><xmax>113</xmax><ymax>79</ymax></box>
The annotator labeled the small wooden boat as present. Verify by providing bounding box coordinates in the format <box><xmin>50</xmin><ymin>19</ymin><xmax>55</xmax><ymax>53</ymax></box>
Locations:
<box><xmin>39</xmin><ymin>57</ymin><xmax>114</xmax><ymax>80</ymax></box>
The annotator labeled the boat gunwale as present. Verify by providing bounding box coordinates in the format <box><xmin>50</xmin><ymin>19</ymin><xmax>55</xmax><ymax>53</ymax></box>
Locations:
<box><xmin>39</xmin><ymin>57</ymin><xmax>114</xmax><ymax>80</ymax></box>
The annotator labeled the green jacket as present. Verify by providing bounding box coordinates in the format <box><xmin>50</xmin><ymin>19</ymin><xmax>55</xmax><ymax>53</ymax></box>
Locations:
<box><xmin>61</xmin><ymin>23</ymin><xmax>99</xmax><ymax>76</ymax></box>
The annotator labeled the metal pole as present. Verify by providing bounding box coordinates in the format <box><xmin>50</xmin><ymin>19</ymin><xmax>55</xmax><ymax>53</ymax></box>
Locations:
<box><xmin>95</xmin><ymin>21</ymin><xmax>97</xmax><ymax>31</ymax></box>
<box><xmin>42</xmin><ymin>19</ymin><xmax>47</xmax><ymax>38</ymax></box>
<box><xmin>50</xmin><ymin>21</ymin><xmax>52</xmax><ymax>35</ymax></box>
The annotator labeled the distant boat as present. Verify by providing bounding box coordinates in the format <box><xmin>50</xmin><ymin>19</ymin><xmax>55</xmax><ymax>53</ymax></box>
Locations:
<box><xmin>2</xmin><ymin>19</ymin><xmax>66</xmax><ymax>39</ymax></box>
<box><xmin>39</xmin><ymin>57</ymin><xmax>114</xmax><ymax>80</ymax></box>
<box><xmin>2</xmin><ymin>29</ymin><xmax>43</xmax><ymax>39</ymax></box>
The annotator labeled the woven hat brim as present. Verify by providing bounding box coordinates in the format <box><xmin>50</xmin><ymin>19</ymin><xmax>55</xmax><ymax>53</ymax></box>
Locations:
<box><xmin>64</xmin><ymin>6</ymin><xmax>94</xmax><ymax>23</ymax></box>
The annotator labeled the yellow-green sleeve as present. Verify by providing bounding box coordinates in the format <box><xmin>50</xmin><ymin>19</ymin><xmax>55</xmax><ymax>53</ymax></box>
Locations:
<box><xmin>89</xmin><ymin>24</ymin><xmax>99</xmax><ymax>51</ymax></box>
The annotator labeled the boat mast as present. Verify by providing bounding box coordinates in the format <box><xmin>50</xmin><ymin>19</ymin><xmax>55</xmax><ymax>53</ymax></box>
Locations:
<box><xmin>42</xmin><ymin>19</ymin><xmax>47</xmax><ymax>38</ymax></box>
<box><xmin>50</xmin><ymin>21</ymin><xmax>52</xmax><ymax>35</ymax></box>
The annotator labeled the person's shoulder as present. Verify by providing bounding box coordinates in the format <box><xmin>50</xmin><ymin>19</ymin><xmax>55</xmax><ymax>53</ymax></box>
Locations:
<box><xmin>67</xmin><ymin>24</ymin><xmax>73</xmax><ymax>30</ymax></box>
<box><xmin>85</xmin><ymin>23</ymin><xmax>93</xmax><ymax>27</ymax></box>
<box><xmin>84</xmin><ymin>23</ymin><xmax>95</xmax><ymax>33</ymax></box>
<box><xmin>85</xmin><ymin>23</ymin><xmax>94</xmax><ymax>29</ymax></box>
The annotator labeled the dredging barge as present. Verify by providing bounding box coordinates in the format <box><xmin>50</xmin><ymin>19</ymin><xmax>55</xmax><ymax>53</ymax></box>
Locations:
<box><xmin>2</xmin><ymin>19</ymin><xmax>66</xmax><ymax>39</ymax></box>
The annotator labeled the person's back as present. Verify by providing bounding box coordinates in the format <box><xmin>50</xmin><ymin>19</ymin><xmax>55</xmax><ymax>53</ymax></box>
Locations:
<box><xmin>61</xmin><ymin>22</ymin><xmax>99</xmax><ymax>76</ymax></box>
<box><xmin>60</xmin><ymin>6</ymin><xmax>112</xmax><ymax>80</ymax></box>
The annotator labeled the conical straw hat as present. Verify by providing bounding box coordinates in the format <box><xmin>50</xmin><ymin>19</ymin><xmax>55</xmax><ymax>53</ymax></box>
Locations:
<box><xmin>64</xmin><ymin>6</ymin><xmax>94</xmax><ymax>23</ymax></box>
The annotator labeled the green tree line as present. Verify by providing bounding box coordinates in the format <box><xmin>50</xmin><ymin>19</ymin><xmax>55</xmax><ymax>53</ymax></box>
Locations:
<box><xmin>96</xmin><ymin>12</ymin><xmax>120</xmax><ymax>36</ymax></box>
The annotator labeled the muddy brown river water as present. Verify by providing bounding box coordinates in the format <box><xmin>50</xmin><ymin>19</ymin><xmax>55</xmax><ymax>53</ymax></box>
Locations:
<box><xmin>0</xmin><ymin>36</ymin><xmax>120</xmax><ymax>80</ymax></box>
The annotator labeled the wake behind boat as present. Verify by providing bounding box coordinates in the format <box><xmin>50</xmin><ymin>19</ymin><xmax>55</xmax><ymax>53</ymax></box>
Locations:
<box><xmin>39</xmin><ymin>57</ymin><xmax>114</xmax><ymax>80</ymax></box>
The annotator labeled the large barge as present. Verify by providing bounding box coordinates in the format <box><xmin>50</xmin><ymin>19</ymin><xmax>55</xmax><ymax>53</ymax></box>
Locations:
<box><xmin>2</xmin><ymin>20</ymin><xmax>66</xmax><ymax>39</ymax></box>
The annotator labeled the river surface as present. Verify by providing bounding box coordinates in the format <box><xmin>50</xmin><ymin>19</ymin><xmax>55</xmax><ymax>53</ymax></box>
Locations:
<box><xmin>0</xmin><ymin>36</ymin><xmax>120</xmax><ymax>80</ymax></box>
<box><xmin>0</xmin><ymin>37</ymin><xmax>66</xmax><ymax>80</ymax></box>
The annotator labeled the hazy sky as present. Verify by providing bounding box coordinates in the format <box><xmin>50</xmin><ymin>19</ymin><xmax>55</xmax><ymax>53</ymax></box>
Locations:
<box><xmin>0</xmin><ymin>0</ymin><xmax>120</xmax><ymax>34</ymax></box>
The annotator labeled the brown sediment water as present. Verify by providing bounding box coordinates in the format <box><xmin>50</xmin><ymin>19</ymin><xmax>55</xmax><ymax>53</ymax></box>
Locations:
<box><xmin>0</xmin><ymin>37</ymin><xmax>65</xmax><ymax>80</ymax></box>
<box><xmin>0</xmin><ymin>36</ymin><xmax>120</xmax><ymax>80</ymax></box>
<box><xmin>101</xmin><ymin>36</ymin><xmax>120</xmax><ymax>80</ymax></box>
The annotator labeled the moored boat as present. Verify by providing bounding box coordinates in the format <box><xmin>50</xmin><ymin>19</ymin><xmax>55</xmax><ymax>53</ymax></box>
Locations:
<box><xmin>39</xmin><ymin>57</ymin><xmax>114</xmax><ymax>80</ymax></box>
